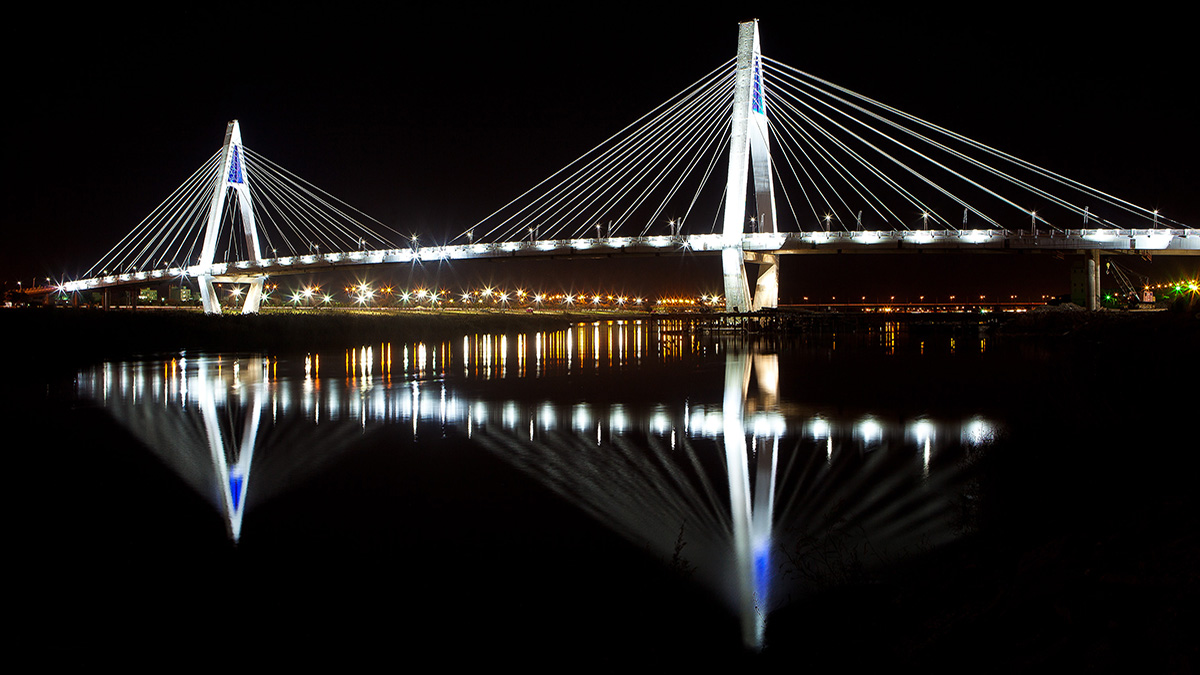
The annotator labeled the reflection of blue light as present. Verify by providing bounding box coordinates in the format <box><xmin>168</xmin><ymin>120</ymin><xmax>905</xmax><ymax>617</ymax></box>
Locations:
<box><xmin>229</xmin><ymin>473</ymin><xmax>244</xmax><ymax>511</ymax></box>
<box><xmin>753</xmin><ymin>545</ymin><xmax>770</xmax><ymax>608</ymax></box>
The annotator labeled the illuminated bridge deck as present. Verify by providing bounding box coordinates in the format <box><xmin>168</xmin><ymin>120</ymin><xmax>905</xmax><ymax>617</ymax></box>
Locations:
<box><xmin>60</xmin><ymin>228</ymin><xmax>1200</xmax><ymax>293</ymax></box>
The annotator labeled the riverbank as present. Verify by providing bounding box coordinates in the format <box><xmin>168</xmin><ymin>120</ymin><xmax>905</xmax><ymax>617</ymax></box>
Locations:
<box><xmin>5</xmin><ymin>303</ymin><xmax>1195</xmax><ymax>370</ymax></box>
<box><xmin>1</xmin><ymin>307</ymin><xmax>609</xmax><ymax>367</ymax></box>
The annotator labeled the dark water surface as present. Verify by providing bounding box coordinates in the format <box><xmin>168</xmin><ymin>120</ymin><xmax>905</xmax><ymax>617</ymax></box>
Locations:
<box><xmin>12</xmin><ymin>318</ymin><xmax>1197</xmax><ymax>669</ymax></box>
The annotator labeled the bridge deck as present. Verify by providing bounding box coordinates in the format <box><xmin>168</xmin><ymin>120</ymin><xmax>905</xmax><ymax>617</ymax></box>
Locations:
<box><xmin>61</xmin><ymin>228</ymin><xmax>1200</xmax><ymax>292</ymax></box>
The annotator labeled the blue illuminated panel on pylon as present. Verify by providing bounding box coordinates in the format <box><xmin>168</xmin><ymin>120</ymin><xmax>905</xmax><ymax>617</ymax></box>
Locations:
<box><xmin>228</xmin><ymin>146</ymin><xmax>244</xmax><ymax>184</ymax></box>
<box><xmin>751</xmin><ymin>54</ymin><xmax>764</xmax><ymax>115</ymax></box>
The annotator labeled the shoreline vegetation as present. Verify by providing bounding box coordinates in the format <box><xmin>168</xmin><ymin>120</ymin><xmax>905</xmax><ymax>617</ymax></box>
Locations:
<box><xmin>4</xmin><ymin>301</ymin><xmax>1195</xmax><ymax>369</ymax></box>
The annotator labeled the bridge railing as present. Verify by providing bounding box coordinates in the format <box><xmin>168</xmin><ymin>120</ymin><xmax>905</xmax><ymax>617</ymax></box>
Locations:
<box><xmin>57</xmin><ymin>227</ymin><xmax>1200</xmax><ymax>293</ymax></box>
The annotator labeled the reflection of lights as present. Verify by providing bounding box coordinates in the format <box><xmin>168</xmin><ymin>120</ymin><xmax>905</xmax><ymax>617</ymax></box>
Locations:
<box><xmin>609</xmin><ymin>405</ymin><xmax>628</xmax><ymax>434</ymax></box>
<box><xmin>690</xmin><ymin>407</ymin><xmax>724</xmax><ymax>437</ymax></box>
<box><xmin>962</xmin><ymin>417</ymin><xmax>997</xmax><ymax>446</ymax></box>
<box><xmin>572</xmin><ymin>404</ymin><xmax>592</xmax><ymax>432</ymax></box>
<box><xmin>856</xmin><ymin>417</ymin><xmax>883</xmax><ymax>446</ymax></box>
<box><xmin>502</xmin><ymin>402</ymin><xmax>519</xmax><ymax>428</ymax></box>
<box><xmin>750</xmin><ymin>413</ymin><xmax>785</xmax><ymax>437</ymax></box>
<box><xmin>809</xmin><ymin>417</ymin><xmax>830</xmax><ymax>439</ymax></box>
<box><xmin>443</xmin><ymin>395</ymin><xmax>462</xmax><ymax>421</ymax></box>
<box><xmin>909</xmin><ymin>419</ymin><xmax>935</xmax><ymax>444</ymax></box>
<box><xmin>909</xmin><ymin>418</ymin><xmax>936</xmax><ymax>476</ymax></box>
<box><xmin>650</xmin><ymin>408</ymin><xmax>671</xmax><ymax>435</ymax></box>
<box><xmin>539</xmin><ymin>403</ymin><xmax>557</xmax><ymax>431</ymax></box>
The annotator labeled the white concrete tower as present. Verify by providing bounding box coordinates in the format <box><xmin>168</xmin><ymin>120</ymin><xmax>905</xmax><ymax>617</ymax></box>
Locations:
<box><xmin>722</xmin><ymin>20</ymin><xmax>779</xmax><ymax>312</ymax></box>
<box><xmin>198</xmin><ymin>120</ymin><xmax>266</xmax><ymax>314</ymax></box>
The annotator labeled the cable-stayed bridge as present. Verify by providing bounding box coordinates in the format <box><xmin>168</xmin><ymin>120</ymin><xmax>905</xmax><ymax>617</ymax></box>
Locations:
<box><xmin>59</xmin><ymin>20</ymin><xmax>1198</xmax><ymax>313</ymax></box>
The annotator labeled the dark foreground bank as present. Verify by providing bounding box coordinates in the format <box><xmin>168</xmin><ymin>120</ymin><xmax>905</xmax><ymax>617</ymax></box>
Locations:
<box><xmin>7</xmin><ymin>303</ymin><xmax>1197</xmax><ymax>365</ymax></box>
<box><xmin>4</xmin><ymin>307</ymin><xmax>585</xmax><ymax>368</ymax></box>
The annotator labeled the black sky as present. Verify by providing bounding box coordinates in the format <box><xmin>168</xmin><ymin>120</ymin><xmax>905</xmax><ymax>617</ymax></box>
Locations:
<box><xmin>6</xmin><ymin>5</ymin><xmax>1196</xmax><ymax>299</ymax></box>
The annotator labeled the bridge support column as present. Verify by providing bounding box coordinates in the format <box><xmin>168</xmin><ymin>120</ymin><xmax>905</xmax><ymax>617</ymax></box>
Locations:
<box><xmin>1088</xmin><ymin>249</ymin><xmax>1100</xmax><ymax>310</ymax></box>
<box><xmin>747</xmin><ymin>252</ymin><xmax>779</xmax><ymax>311</ymax></box>
<box><xmin>723</xmin><ymin>248</ymin><xmax>753</xmax><ymax>313</ymax></box>
<box><xmin>241</xmin><ymin>277</ymin><xmax>265</xmax><ymax>314</ymax></box>
<box><xmin>199</xmin><ymin>276</ymin><xmax>221</xmax><ymax>314</ymax></box>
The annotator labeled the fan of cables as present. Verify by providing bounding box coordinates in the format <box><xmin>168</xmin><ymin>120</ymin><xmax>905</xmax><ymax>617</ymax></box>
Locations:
<box><xmin>761</xmin><ymin>57</ymin><xmax>1176</xmax><ymax>233</ymax></box>
<box><xmin>463</xmin><ymin>59</ymin><xmax>738</xmax><ymax>245</ymax></box>
<box><xmin>86</xmin><ymin>148</ymin><xmax>405</xmax><ymax>277</ymax></box>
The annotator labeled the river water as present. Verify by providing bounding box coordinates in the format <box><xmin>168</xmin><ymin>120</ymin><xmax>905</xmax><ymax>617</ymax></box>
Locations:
<box><xmin>14</xmin><ymin>317</ymin><xmax>1196</xmax><ymax>668</ymax></box>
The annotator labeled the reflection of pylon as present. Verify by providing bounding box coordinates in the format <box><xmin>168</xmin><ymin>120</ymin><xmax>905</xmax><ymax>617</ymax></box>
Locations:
<box><xmin>724</xmin><ymin>347</ymin><xmax>777</xmax><ymax>650</ymax></box>
<box><xmin>198</xmin><ymin>120</ymin><xmax>266</xmax><ymax>314</ymax></box>
<box><xmin>722</xmin><ymin>20</ymin><xmax>779</xmax><ymax>313</ymax></box>
<box><xmin>196</xmin><ymin>358</ymin><xmax>263</xmax><ymax>542</ymax></box>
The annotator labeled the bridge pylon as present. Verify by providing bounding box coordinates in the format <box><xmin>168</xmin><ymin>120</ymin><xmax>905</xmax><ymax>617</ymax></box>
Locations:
<box><xmin>198</xmin><ymin>120</ymin><xmax>266</xmax><ymax>315</ymax></box>
<box><xmin>721</xmin><ymin>20</ymin><xmax>779</xmax><ymax>313</ymax></box>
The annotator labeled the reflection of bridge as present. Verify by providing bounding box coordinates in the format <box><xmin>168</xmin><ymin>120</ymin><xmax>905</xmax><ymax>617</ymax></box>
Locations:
<box><xmin>77</xmin><ymin>325</ymin><xmax>996</xmax><ymax>651</ymax></box>
<box><xmin>60</xmin><ymin>20</ymin><xmax>1197</xmax><ymax>313</ymax></box>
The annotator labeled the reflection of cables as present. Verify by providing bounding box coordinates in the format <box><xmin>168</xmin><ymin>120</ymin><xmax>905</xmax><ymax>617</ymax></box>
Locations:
<box><xmin>770</xmin><ymin>424</ymin><xmax>979</xmax><ymax>595</ymax></box>
<box><xmin>472</xmin><ymin>429</ymin><xmax>733</xmax><ymax>571</ymax></box>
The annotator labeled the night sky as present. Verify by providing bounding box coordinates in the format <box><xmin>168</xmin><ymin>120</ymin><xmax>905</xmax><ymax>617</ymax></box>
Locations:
<box><xmin>6</xmin><ymin>5</ymin><xmax>1196</xmax><ymax>301</ymax></box>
